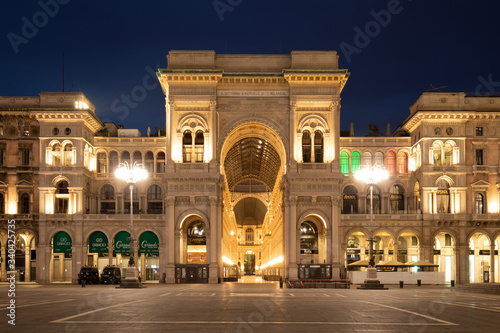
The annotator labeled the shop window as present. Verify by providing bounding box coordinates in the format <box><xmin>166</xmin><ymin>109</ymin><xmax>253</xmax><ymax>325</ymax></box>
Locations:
<box><xmin>156</xmin><ymin>152</ymin><xmax>165</xmax><ymax>173</ymax></box>
<box><xmin>194</xmin><ymin>130</ymin><xmax>204</xmax><ymax>163</ymax></box>
<box><xmin>20</xmin><ymin>193</ymin><xmax>30</xmax><ymax>214</ymax></box>
<box><xmin>97</xmin><ymin>152</ymin><xmax>106</xmax><ymax>174</ymax></box>
<box><xmin>147</xmin><ymin>185</ymin><xmax>163</xmax><ymax>214</ymax></box>
<box><xmin>390</xmin><ymin>185</ymin><xmax>404</xmax><ymax>213</ymax></box>
<box><xmin>342</xmin><ymin>185</ymin><xmax>358</xmax><ymax>214</ymax></box>
<box><xmin>340</xmin><ymin>152</ymin><xmax>349</xmax><ymax>174</ymax></box>
<box><xmin>386</xmin><ymin>151</ymin><xmax>396</xmax><ymax>174</ymax></box>
<box><xmin>182</xmin><ymin>130</ymin><xmax>193</xmax><ymax>163</ymax></box>
<box><xmin>314</xmin><ymin>130</ymin><xmax>323</xmax><ymax>163</ymax></box>
<box><xmin>300</xmin><ymin>221</ymin><xmax>318</xmax><ymax>255</ymax></box>
<box><xmin>55</xmin><ymin>181</ymin><xmax>69</xmax><ymax>214</ymax></box>
<box><xmin>475</xmin><ymin>193</ymin><xmax>484</xmax><ymax>214</ymax></box>
<box><xmin>302</xmin><ymin>130</ymin><xmax>311</xmax><ymax>163</ymax></box>
<box><xmin>100</xmin><ymin>185</ymin><xmax>115</xmax><ymax>214</ymax></box>
<box><xmin>351</xmin><ymin>151</ymin><xmax>361</xmax><ymax>173</ymax></box>
<box><xmin>187</xmin><ymin>221</ymin><xmax>206</xmax><ymax>264</ymax></box>
<box><xmin>109</xmin><ymin>151</ymin><xmax>118</xmax><ymax>173</ymax></box>
<box><xmin>145</xmin><ymin>151</ymin><xmax>154</xmax><ymax>173</ymax></box>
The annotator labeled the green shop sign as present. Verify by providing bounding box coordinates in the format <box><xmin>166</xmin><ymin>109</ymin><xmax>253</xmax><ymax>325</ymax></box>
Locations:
<box><xmin>89</xmin><ymin>231</ymin><xmax>108</xmax><ymax>254</ymax></box>
<box><xmin>114</xmin><ymin>231</ymin><xmax>131</xmax><ymax>254</ymax></box>
<box><xmin>139</xmin><ymin>231</ymin><xmax>159</xmax><ymax>254</ymax></box>
<box><xmin>53</xmin><ymin>231</ymin><xmax>72</xmax><ymax>254</ymax></box>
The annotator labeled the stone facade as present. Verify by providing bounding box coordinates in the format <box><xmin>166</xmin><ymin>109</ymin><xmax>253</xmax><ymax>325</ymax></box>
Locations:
<box><xmin>0</xmin><ymin>51</ymin><xmax>499</xmax><ymax>284</ymax></box>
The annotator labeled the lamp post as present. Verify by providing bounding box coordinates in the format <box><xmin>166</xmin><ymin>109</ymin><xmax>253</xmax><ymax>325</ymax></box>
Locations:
<box><xmin>115</xmin><ymin>161</ymin><xmax>148</xmax><ymax>288</ymax></box>
<box><xmin>355</xmin><ymin>163</ymin><xmax>388</xmax><ymax>290</ymax></box>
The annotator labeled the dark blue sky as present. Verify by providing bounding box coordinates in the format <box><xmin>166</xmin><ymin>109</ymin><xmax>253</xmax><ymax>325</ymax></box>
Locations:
<box><xmin>2</xmin><ymin>0</ymin><xmax>500</xmax><ymax>136</ymax></box>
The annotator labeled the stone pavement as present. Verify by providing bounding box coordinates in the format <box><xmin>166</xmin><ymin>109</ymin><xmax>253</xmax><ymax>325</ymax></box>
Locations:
<box><xmin>1</xmin><ymin>282</ymin><xmax>499</xmax><ymax>332</ymax></box>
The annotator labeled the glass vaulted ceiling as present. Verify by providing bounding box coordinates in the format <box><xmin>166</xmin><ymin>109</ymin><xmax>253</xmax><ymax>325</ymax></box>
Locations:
<box><xmin>224</xmin><ymin>137</ymin><xmax>281</xmax><ymax>191</ymax></box>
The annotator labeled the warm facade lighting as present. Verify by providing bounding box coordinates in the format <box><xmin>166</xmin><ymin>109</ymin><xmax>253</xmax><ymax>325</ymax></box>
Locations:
<box><xmin>260</xmin><ymin>256</ymin><xmax>284</xmax><ymax>270</ymax></box>
<box><xmin>222</xmin><ymin>256</ymin><xmax>234</xmax><ymax>265</ymax></box>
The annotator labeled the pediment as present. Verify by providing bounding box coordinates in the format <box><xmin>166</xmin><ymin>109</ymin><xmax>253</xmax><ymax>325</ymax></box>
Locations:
<box><xmin>16</xmin><ymin>179</ymin><xmax>34</xmax><ymax>187</ymax></box>
<box><xmin>471</xmin><ymin>180</ymin><xmax>490</xmax><ymax>188</ymax></box>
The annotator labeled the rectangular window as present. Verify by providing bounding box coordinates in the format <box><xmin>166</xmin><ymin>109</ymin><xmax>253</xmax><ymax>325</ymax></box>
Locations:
<box><xmin>20</xmin><ymin>149</ymin><xmax>31</xmax><ymax>166</ymax></box>
<box><xmin>476</xmin><ymin>127</ymin><xmax>483</xmax><ymax>136</ymax></box>
<box><xmin>0</xmin><ymin>148</ymin><xmax>5</xmax><ymax>166</ymax></box>
<box><xmin>475</xmin><ymin>149</ymin><xmax>483</xmax><ymax>165</ymax></box>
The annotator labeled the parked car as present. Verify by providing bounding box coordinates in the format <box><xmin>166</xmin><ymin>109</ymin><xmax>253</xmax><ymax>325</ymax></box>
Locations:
<box><xmin>100</xmin><ymin>265</ymin><xmax>121</xmax><ymax>284</ymax></box>
<box><xmin>78</xmin><ymin>266</ymin><xmax>99</xmax><ymax>285</ymax></box>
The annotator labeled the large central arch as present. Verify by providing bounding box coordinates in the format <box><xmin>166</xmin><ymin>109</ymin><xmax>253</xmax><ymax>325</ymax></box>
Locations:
<box><xmin>220</xmin><ymin>122</ymin><xmax>287</xmax><ymax>281</ymax></box>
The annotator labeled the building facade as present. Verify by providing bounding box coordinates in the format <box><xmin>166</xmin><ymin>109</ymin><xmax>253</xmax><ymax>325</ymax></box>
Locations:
<box><xmin>0</xmin><ymin>51</ymin><xmax>499</xmax><ymax>284</ymax></box>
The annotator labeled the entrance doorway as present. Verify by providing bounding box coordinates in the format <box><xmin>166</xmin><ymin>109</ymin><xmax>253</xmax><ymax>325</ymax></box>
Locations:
<box><xmin>244</xmin><ymin>251</ymin><xmax>255</xmax><ymax>275</ymax></box>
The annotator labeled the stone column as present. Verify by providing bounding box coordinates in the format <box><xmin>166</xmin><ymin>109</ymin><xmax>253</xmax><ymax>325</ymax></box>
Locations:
<box><xmin>490</xmin><ymin>243</ymin><xmax>495</xmax><ymax>283</ymax></box>
<box><xmin>59</xmin><ymin>253</ymin><xmax>64</xmax><ymax>282</ymax></box>
<box><xmin>108</xmin><ymin>245</ymin><xmax>114</xmax><ymax>266</ymax></box>
<box><xmin>331</xmin><ymin>196</ymin><xmax>342</xmax><ymax>278</ymax></box>
<box><xmin>288</xmin><ymin>196</ymin><xmax>298</xmax><ymax>279</ymax></box>
<box><xmin>1</xmin><ymin>246</ymin><xmax>6</xmax><ymax>282</ymax></box>
<box><xmin>457</xmin><ymin>245</ymin><xmax>468</xmax><ymax>284</ymax></box>
<box><xmin>24</xmin><ymin>248</ymin><xmax>31</xmax><ymax>282</ymax></box>
<box><xmin>208</xmin><ymin>197</ymin><xmax>219</xmax><ymax>283</ymax></box>
<box><xmin>166</xmin><ymin>196</ymin><xmax>176</xmax><ymax>283</ymax></box>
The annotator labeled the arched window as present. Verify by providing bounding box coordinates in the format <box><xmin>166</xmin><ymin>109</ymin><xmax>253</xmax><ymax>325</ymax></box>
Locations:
<box><xmin>187</xmin><ymin>221</ymin><xmax>206</xmax><ymax>264</ymax></box>
<box><xmin>0</xmin><ymin>193</ymin><xmax>4</xmax><ymax>214</ymax></box>
<box><xmin>444</xmin><ymin>142</ymin><xmax>453</xmax><ymax>166</ymax></box>
<box><xmin>245</xmin><ymin>228</ymin><xmax>254</xmax><ymax>243</ymax></box>
<box><xmin>367</xmin><ymin>186</ymin><xmax>381</xmax><ymax>214</ymax></box>
<box><xmin>121</xmin><ymin>151</ymin><xmax>130</xmax><ymax>164</ymax></box>
<box><xmin>343</xmin><ymin>185</ymin><xmax>358</xmax><ymax>214</ymax></box>
<box><xmin>475</xmin><ymin>193</ymin><xmax>484</xmax><ymax>214</ymax></box>
<box><xmin>156</xmin><ymin>152</ymin><xmax>165</xmax><ymax>173</ymax></box>
<box><xmin>432</xmin><ymin>142</ymin><xmax>442</xmax><ymax>165</ymax></box>
<box><xmin>314</xmin><ymin>130</ymin><xmax>323</xmax><ymax>163</ymax></box>
<box><xmin>124</xmin><ymin>185</ymin><xmax>139</xmax><ymax>214</ymax></box>
<box><xmin>375</xmin><ymin>152</ymin><xmax>384</xmax><ymax>166</ymax></box>
<box><xmin>147</xmin><ymin>185</ymin><xmax>163</xmax><ymax>214</ymax></box>
<box><xmin>55</xmin><ymin>181</ymin><xmax>69</xmax><ymax>213</ymax></box>
<box><xmin>302</xmin><ymin>130</ymin><xmax>312</xmax><ymax>163</ymax></box>
<box><xmin>133</xmin><ymin>151</ymin><xmax>142</xmax><ymax>165</ymax></box>
<box><xmin>97</xmin><ymin>152</ymin><xmax>106</xmax><ymax>174</ymax></box>
<box><xmin>109</xmin><ymin>151</ymin><xmax>118</xmax><ymax>174</ymax></box>
<box><xmin>300</xmin><ymin>221</ymin><xmax>318</xmax><ymax>254</ymax></box>
<box><xmin>386</xmin><ymin>151</ymin><xmax>396</xmax><ymax>175</ymax></box>
<box><xmin>194</xmin><ymin>130</ymin><xmax>204</xmax><ymax>163</ymax></box>
<box><xmin>63</xmin><ymin>143</ymin><xmax>73</xmax><ymax>166</ymax></box>
<box><xmin>182</xmin><ymin>130</ymin><xmax>193</xmax><ymax>163</ymax></box>
<box><xmin>436</xmin><ymin>179</ymin><xmax>450</xmax><ymax>213</ymax></box>
<box><xmin>397</xmin><ymin>152</ymin><xmax>408</xmax><ymax>174</ymax></box>
<box><xmin>414</xmin><ymin>181</ymin><xmax>421</xmax><ymax>212</ymax></box>
<box><xmin>416</xmin><ymin>144</ymin><xmax>422</xmax><ymax>168</ymax></box>
<box><xmin>52</xmin><ymin>143</ymin><xmax>61</xmax><ymax>166</ymax></box>
<box><xmin>390</xmin><ymin>185</ymin><xmax>405</xmax><ymax>213</ymax></box>
<box><xmin>100</xmin><ymin>185</ymin><xmax>115</xmax><ymax>214</ymax></box>
<box><xmin>145</xmin><ymin>151</ymin><xmax>154</xmax><ymax>173</ymax></box>
<box><xmin>340</xmin><ymin>151</ymin><xmax>349</xmax><ymax>174</ymax></box>
<box><xmin>20</xmin><ymin>193</ymin><xmax>30</xmax><ymax>214</ymax></box>
<box><xmin>351</xmin><ymin>151</ymin><xmax>361</xmax><ymax>173</ymax></box>
<box><xmin>363</xmin><ymin>151</ymin><xmax>372</xmax><ymax>167</ymax></box>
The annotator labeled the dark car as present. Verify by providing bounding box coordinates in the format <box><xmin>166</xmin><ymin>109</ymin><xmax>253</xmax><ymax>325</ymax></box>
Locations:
<box><xmin>100</xmin><ymin>265</ymin><xmax>121</xmax><ymax>284</ymax></box>
<box><xmin>78</xmin><ymin>266</ymin><xmax>99</xmax><ymax>285</ymax></box>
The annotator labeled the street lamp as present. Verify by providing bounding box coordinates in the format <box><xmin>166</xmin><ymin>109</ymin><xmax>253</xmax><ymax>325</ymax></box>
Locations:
<box><xmin>115</xmin><ymin>161</ymin><xmax>148</xmax><ymax>288</ymax></box>
<box><xmin>355</xmin><ymin>163</ymin><xmax>388</xmax><ymax>290</ymax></box>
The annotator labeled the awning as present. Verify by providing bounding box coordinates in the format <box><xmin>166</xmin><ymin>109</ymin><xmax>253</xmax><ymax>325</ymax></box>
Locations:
<box><xmin>114</xmin><ymin>231</ymin><xmax>131</xmax><ymax>254</ymax></box>
<box><xmin>347</xmin><ymin>259</ymin><xmax>370</xmax><ymax>267</ymax></box>
<box><xmin>89</xmin><ymin>231</ymin><xmax>108</xmax><ymax>253</ymax></box>
<box><xmin>405</xmin><ymin>260</ymin><xmax>439</xmax><ymax>267</ymax></box>
<box><xmin>139</xmin><ymin>231</ymin><xmax>159</xmax><ymax>254</ymax></box>
<box><xmin>53</xmin><ymin>231</ymin><xmax>72</xmax><ymax>254</ymax></box>
<box><xmin>376</xmin><ymin>259</ymin><xmax>407</xmax><ymax>267</ymax></box>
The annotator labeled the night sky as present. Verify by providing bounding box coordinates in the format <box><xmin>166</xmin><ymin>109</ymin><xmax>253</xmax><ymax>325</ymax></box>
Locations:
<box><xmin>2</xmin><ymin>0</ymin><xmax>500</xmax><ymax>136</ymax></box>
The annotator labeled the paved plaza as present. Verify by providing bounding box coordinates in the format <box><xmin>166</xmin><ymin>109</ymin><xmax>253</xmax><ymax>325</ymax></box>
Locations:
<box><xmin>1</xmin><ymin>282</ymin><xmax>500</xmax><ymax>333</ymax></box>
